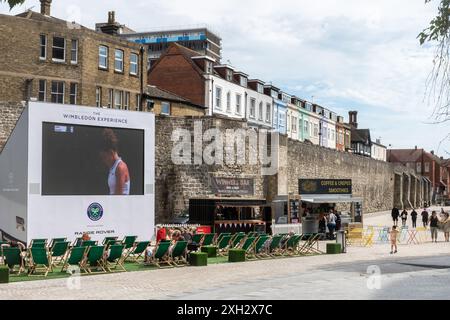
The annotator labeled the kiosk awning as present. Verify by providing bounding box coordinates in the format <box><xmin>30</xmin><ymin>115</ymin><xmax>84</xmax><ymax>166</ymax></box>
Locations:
<box><xmin>300</xmin><ymin>195</ymin><xmax>363</xmax><ymax>204</ymax></box>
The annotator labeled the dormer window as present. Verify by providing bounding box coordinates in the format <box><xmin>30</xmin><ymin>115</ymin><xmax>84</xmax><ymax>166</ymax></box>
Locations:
<box><xmin>226</xmin><ymin>70</ymin><xmax>233</xmax><ymax>81</ymax></box>
<box><xmin>240</xmin><ymin>77</ymin><xmax>247</xmax><ymax>87</ymax></box>
<box><xmin>257</xmin><ymin>83</ymin><xmax>264</xmax><ymax>93</ymax></box>
<box><xmin>206</xmin><ymin>61</ymin><xmax>212</xmax><ymax>74</ymax></box>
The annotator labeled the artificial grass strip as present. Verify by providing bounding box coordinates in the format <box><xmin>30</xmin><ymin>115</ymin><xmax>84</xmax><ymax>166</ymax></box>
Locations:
<box><xmin>6</xmin><ymin>252</ymin><xmax>319</xmax><ymax>283</ymax></box>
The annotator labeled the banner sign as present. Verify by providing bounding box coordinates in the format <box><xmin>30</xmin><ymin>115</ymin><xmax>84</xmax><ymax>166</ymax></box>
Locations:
<box><xmin>211</xmin><ymin>177</ymin><xmax>254</xmax><ymax>195</ymax></box>
<box><xmin>299</xmin><ymin>179</ymin><xmax>352</xmax><ymax>195</ymax></box>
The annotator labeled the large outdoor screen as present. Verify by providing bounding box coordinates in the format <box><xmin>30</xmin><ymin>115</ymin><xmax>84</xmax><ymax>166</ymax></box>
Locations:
<box><xmin>42</xmin><ymin>122</ymin><xmax>144</xmax><ymax>196</ymax></box>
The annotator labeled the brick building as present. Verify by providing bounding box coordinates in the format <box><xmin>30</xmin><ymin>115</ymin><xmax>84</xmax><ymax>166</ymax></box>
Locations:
<box><xmin>144</xmin><ymin>85</ymin><xmax>206</xmax><ymax>116</ymax></box>
<box><xmin>148</xmin><ymin>43</ymin><xmax>274</xmax><ymax>129</ymax></box>
<box><xmin>0</xmin><ymin>2</ymin><xmax>146</xmax><ymax>110</ymax></box>
<box><xmin>387</xmin><ymin>148</ymin><xmax>448</xmax><ymax>203</ymax></box>
<box><xmin>335</xmin><ymin>115</ymin><xmax>351</xmax><ymax>152</ymax></box>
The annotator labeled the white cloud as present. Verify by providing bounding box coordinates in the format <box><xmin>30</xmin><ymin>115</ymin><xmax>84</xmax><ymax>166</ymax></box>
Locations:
<box><xmin>0</xmin><ymin>0</ymin><xmax>447</xmax><ymax>155</ymax></box>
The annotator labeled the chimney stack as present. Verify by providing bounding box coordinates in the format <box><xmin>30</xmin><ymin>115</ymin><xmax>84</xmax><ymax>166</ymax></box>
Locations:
<box><xmin>99</xmin><ymin>11</ymin><xmax>120</xmax><ymax>36</ymax></box>
<box><xmin>40</xmin><ymin>0</ymin><xmax>52</xmax><ymax>16</ymax></box>
<box><xmin>431</xmin><ymin>150</ymin><xmax>434</xmax><ymax>155</ymax></box>
<box><xmin>348</xmin><ymin>111</ymin><xmax>358</xmax><ymax>129</ymax></box>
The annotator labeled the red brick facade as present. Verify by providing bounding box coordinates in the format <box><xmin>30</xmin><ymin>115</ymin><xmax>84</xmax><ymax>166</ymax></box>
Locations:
<box><xmin>148</xmin><ymin>44</ymin><xmax>206</xmax><ymax>108</ymax></box>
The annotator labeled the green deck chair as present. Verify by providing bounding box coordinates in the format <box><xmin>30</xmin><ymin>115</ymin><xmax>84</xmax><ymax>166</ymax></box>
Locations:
<box><xmin>80</xmin><ymin>240</ymin><xmax>98</xmax><ymax>247</ymax></box>
<box><xmin>28</xmin><ymin>247</ymin><xmax>52</xmax><ymax>276</ymax></box>
<box><xmin>147</xmin><ymin>241</ymin><xmax>172</xmax><ymax>268</ymax></box>
<box><xmin>231</xmin><ymin>233</ymin><xmax>246</xmax><ymax>248</ymax></box>
<box><xmin>249</xmin><ymin>235</ymin><xmax>270</xmax><ymax>260</ymax></box>
<box><xmin>49</xmin><ymin>238</ymin><xmax>66</xmax><ymax>249</ymax></box>
<box><xmin>122</xmin><ymin>236</ymin><xmax>137</xmax><ymax>250</ymax></box>
<box><xmin>240</xmin><ymin>236</ymin><xmax>256</xmax><ymax>253</ymax></box>
<box><xmin>170</xmin><ymin>241</ymin><xmax>188</xmax><ymax>266</ymax></box>
<box><xmin>61</xmin><ymin>246</ymin><xmax>87</xmax><ymax>272</ymax></box>
<box><xmin>192</xmin><ymin>234</ymin><xmax>204</xmax><ymax>245</ymax></box>
<box><xmin>284</xmin><ymin>235</ymin><xmax>302</xmax><ymax>255</ymax></box>
<box><xmin>216</xmin><ymin>233</ymin><xmax>231</xmax><ymax>245</ymax></box>
<box><xmin>29</xmin><ymin>239</ymin><xmax>47</xmax><ymax>248</ymax></box>
<box><xmin>102</xmin><ymin>237</ymin><xmax>118</xmax><ymax>245</ymax></box>
<box><xmin>217</xmin><ymin>235</ymin><xmax>232</xmax><ymax>256</ymax></box>
<box><xmin>2</xmin><ymin>247</ymin><xmax>24</xmax><ymax>275</ymax></box>
<box><xmin>50</xmin><ymin>241</ymin><xmax>70</xmax><ymax>267</ymax></box>
<box><xmin>104</xmin><ymin>244</ymin><xmax>126</xmax><ymax>272</ymax></box>
<box><xmin>267</xmin><ymin>235</ymin><xmax>284</xmax><ymax>258</ymax></box>
<box><xmin>125</xmin><ymin>241</ymin><xmax>150</xmax><ymax>262</ymax></box>
<box><xmin>201</xmin><ymin>233</ymin><xmax>215</xmax><ymax>246</ymax></box>
<box><xmin>30</xmin><ymin>241</ymin><xmax>47</xmax><ymax>249</ymax></box>
<box><xmin>81</xmin><ymin>245</ymin><xmax>106</xmax><ymax>274</ymax></box>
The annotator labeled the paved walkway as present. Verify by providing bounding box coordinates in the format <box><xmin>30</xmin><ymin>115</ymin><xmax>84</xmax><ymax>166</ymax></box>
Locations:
<box><xmin>1</xmin><ymin>208</ymin><xmax>450</xmax><ymax>300</ymax></box>
<box><xmin>2</xmin><ymin>239</ymin><xmax>450</xmax><ymax>299</ymax></box>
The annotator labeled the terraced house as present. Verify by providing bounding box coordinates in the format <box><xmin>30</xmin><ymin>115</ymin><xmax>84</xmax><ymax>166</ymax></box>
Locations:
<box><xmin>0</xmin><ymin>1</ymin><xmax>146</xmax><ymax>110</ymax></box>
<box><xmin>148</xmin><ymin>43</ymin><xmax>273</xmax><ymax>129</ymax></box>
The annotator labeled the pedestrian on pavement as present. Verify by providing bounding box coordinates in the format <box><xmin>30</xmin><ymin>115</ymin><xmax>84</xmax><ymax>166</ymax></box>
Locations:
<box><xmin>442</xmin><ymin>212</ymin><xmax>450</xmax><ymax>242</ymax></box>
<box><xmin>390</xmin><ymin>226</ymin><xmax>399</xmax><ymax>254</ymax></box>
<box><xmin>391</xmin><ymin>207</ymin><xmax>400</xmax><ymax>226</ymax></box>
<box><xmin>335</xmin><ymin>210</ymin><xmax>342</xmax><ymax>231</ymax></box>
<box><xmin>327</xmin><ymin>211</ymin><xmax>337</xmax><ymax>240</ymax></box>
<box><xmin>318</xmin><ymin>214</ymin><xmax>327</xmax><ymax>234</ymax></box>
<box><xmin>411</xmin><ymin>208</ymin><xmax>418</xmax><ymax>228</ymax></box>
<box><xmin>400</xmin><ymin>209</ymin><xmax>408</xmax><ymax>227</ymax></box>
<box><xmin>421</xmin><ymin>208</ymin><xmax>429</xmax><ymax>227</ymax></box>
<box><xmin>430</xmin><ymin>211</ymin><xmax>439</xmax><ymax>243</ymax></box>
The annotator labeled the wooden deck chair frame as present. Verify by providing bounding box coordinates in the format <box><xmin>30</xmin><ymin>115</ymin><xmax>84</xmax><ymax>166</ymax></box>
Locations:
<box><xmin>147</xmin><ymin>241</ymin><xmax>172</xmax><ymax>268</ymax></box>
<box><xmin>170</xmin><ymin>241</ymin><xmax>188</xmax><ymax>267</ymax></box>
<box><xmin>125</xmin><ymin>241</ymin><xmax>150</xmax><ymax>262</ymax></box>
<box><xmin>299</xmin><ymin>234</ymin><xmax>322</xmax><ymax>255</ymax></box>
<box><xmin>122</xmin><ymin>235</ymin><xmax>138</xmax><ymax>254</ymax></box>
<box><xmin>230</xmin><ymin>233</ymin><xmax>246</xmax><ymax>249</ymax></box>
<box><xmin>80</xmin><ymin>246</ymin><xmax>107</xmax><ymax>274</ymax></box>
<box><xmin>240</xmin><ymin>237</ymin><xmax>257</xmax><ymax>258</ymax></box>
<box><xmin>2</xmin><ymin>247</ymin><xmax>25</xmax><ymax>275</ymax></box>
<box><xmin>283</xmin><ymin>234</ymin><xmax>301</xmax><ymax>256</ymax></box>
<box><xmin>27</xmin><ymin>247</ymin><xmax>53</xmax><ymax>277</ymax></box>
<box><xmin>216</xmin><ymin>235</ymin><xmax>232</xmax><ymax>256</ymax></box>
<box><xmin>103</xmin><ymin>244</ymin><xmax>126</xmax><ymax>272</ymax></box>
<box><xmin>60</xmin><ymin>246</ymin><xmax>87</xmax><ymax>273</ymax></box>
<box><xmin>267</xmin><ymin>235</ymin><xmax>284</xmax><ymax>258</ymax></box>
<box><xmin>50</xmin><ymin>241</ymin><xmax>70</xmax><ymax>268</ymax></box>
<box><xmin>248</xmin><ymin>236</ymin><xmax>269</xmax><ymax>260</ymax></box>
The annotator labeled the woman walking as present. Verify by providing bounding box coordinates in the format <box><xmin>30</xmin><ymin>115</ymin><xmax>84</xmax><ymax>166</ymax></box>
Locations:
<box><xmin>442</xmin><ymin>212</ymin><xmax>450</xmax><ymax>242</ymax></box>
<box><xmin>400</xmin><ymin>209</ymin><xmax>408</xmax><ymax>227</ymax></box>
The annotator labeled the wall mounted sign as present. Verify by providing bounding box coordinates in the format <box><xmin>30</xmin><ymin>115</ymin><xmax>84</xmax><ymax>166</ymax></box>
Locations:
<box><xmin>299</xmin><ymin>179</ymin><xmax>352</xmax><ymax>195</ymax></box>
<box><xmin>211</xmin><ymin>177</ymin><xmax>254</xmax><ymax>196</ymax></box>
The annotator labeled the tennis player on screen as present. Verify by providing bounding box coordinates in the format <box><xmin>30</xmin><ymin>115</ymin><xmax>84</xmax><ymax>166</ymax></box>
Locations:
<box><xmin>99</xmin><ymin>128</ymin><xmax>131</xmax><ymax>195</ymax></box>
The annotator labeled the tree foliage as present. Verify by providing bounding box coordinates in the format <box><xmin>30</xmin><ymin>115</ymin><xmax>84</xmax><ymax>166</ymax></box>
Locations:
<box><xmin>2</xmin><ymin>0</ymin><xmax>25</xmax><ymax>10</ymax></box>
<box><xmin>418</xmin><ymin>0</ymin><xmax>450</xmax><ymax>126</ymax></box>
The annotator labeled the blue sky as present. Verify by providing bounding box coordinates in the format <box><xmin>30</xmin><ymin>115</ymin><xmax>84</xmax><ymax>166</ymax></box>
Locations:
<box><xmin>1</xmin><ymin>0</ymin><xmax>449</xmax><ymax>156</ymax></box>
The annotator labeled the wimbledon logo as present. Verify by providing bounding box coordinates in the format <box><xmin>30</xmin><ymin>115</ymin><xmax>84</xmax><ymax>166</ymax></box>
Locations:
<box><xmin>87</xmin><ymin>203</ymin><xmax>103</xmax><ymax>222</ymax></box>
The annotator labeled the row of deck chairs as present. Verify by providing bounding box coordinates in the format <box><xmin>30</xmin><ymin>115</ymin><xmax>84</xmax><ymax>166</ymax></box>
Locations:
<box><xmin>191</xmin><ymin>232</ymin><xmax>323</xmax><ymax>258</ymax></box>
<box><xmin>0</xmin><ymin>232</ymin><xmax>323</xmax><ymax>276</ymax></box>
<box><xmin>0</xmin><ymin>236</ymin><xmax>190</xmax><ymax>276</ymax></box>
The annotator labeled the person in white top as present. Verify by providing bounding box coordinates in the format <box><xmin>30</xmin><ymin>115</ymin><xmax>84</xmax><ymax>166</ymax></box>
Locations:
<box><xmin>99</xmin><ymin>128</ymin><xmax>131</xmax><ymax>195</ymax></box>
<box><xmin>327</xmin><ymin>211</ymin><xmax>337</xmax><ymax>240</ymax></box>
